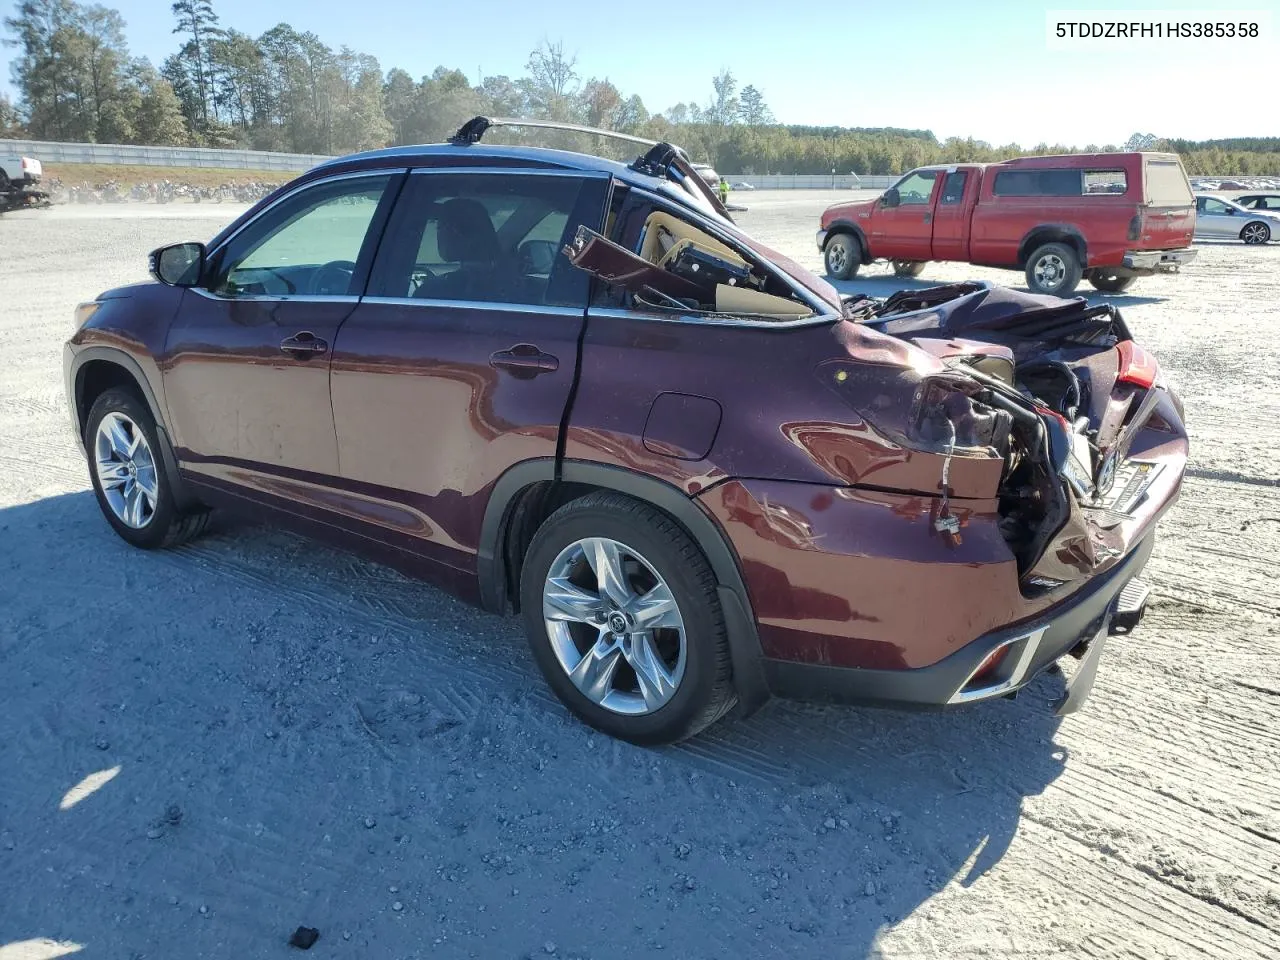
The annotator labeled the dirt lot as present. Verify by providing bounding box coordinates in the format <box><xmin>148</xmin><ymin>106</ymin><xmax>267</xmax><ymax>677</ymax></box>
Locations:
<box><xmin>1</xmin><ymin>194</ymin><xmax>1277</xmax><ymax>959</ymax></box>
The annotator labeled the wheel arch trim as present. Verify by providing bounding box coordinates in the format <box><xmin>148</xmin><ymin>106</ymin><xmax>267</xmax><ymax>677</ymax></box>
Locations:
<box><xmin>822</xmin><ymin>219</ymin><xmax>870</xmax><ymax>262</ymax></box>
<box><xmin>1017</xmin><ymin>224</ymin><xmax>1088</xmax><ymax>267</ymax></box>
<box><xmin>478</xmin><ymin>459</ymin><xmax>769</xmax><ymax>715</ymax></box>
<box><xmin>68</xmin><ymin>346</ymin><xmax>196</xmax><ymax>510</ymax></box>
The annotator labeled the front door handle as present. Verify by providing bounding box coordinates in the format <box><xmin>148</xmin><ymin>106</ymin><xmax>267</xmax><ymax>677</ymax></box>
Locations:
<box><xmin>923</xmin><ymin>212</ymin><xmax>932</xmax><ymax>224</ymax></box>
<box><xmin>490</xmin><ymin>344</ymin><xmax>559</xmax><ymax>378</ymax></box>
<box><xmin>280</xmin><ymin>331</ymin><xmax>328</xmax><ymax>357</ymax></box>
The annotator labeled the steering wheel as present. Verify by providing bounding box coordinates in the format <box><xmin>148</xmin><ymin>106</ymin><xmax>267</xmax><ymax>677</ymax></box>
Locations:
<box><xmin>309</xmin><ymin>260</ymin><xmax>357</xmax><ymax>296</ymax></box>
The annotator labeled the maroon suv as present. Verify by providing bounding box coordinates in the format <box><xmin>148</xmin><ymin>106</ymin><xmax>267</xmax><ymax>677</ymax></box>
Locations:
<box><xmin>64</xmin><ymin>118</ymin><xmax>1187</xmax><ymax>744</ymax></box>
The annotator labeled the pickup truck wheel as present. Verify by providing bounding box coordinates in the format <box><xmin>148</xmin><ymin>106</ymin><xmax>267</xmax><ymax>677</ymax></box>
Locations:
<box><xmin>1241</xmin><ymin>222</ymin><xmax>1271</xmax><ymax>245</ymax></box>
<box><xmin>824</xmin><ymin>233</ymin><xmax>861</xmax><ymax>280</ymax></box>
<box><xmin>1025</xmin><ymin>242</ymin><xmax>1082</xmax><ymax>297</ymax></box>
<box><xmin>891</xmin><ymin>260</ymin><xmax>925</xmax><ymax>278</ymax></box>
<box><xmin>1088</xmin><ymin>271</ymin><xmax>1136</xmax><ymax>293</ymax></box>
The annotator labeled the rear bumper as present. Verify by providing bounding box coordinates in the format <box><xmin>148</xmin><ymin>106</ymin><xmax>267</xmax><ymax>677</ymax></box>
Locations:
<box><xmin>762</xmin><ymin>533</ymin><xmax>1155</xmax><ymax>710</ymax></box>
<box><xmin>1121</xmin><ymin>248</ymin><xmax>1197</xmax><ymax>273</ymax></box>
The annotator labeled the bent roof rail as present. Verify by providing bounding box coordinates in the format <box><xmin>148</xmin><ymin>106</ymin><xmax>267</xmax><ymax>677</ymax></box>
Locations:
<box><xmin>448</xmin><ymin>115</ymin><xmax>734</xmax><ymax>223</ymax></box>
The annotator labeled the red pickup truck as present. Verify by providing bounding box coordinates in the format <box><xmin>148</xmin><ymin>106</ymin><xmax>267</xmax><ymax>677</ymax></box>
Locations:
<box><xmin>818</xmin><ymin>152</ymin><xmax>1197</xmax><ymax>296</ymax></box>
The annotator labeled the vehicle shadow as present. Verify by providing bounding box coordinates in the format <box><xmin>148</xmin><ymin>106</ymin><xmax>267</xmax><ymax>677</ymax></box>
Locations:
<box><xmin>0</xmin><ymin>491</ymin><xmax>1069</xmax><ymax>959</ymax></box>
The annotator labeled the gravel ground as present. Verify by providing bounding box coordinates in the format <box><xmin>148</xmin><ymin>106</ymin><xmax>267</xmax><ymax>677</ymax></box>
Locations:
<box><xmin>1</xmin><ymin>194</ymin><xmax>1278</xmax><ymax>960</ymax></box>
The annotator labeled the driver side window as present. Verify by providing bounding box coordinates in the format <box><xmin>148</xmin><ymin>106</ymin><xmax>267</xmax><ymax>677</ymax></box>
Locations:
<box><xmin>892</xmin><ymin>171</ymin><xmax>939</xmax><ymax>205</ymax></box>
<box><xmin>210</xmin><ymin>174</ymin><xmax>392</xmax><ymax>298</ymax></box>
<box><xmin>1201</xmin><ymin>198</ymin><xmax>1231</xmax><ymax>215</ymax></box>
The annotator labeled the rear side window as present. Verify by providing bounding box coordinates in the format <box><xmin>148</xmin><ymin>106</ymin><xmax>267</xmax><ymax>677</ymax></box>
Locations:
<box><xmin>993</xmin><ymin>169</ymin><xmax>1079</xmax><ymax>197</ymax></box>
<box><xmin>1084</xmin><ymin>170</ymin><xmax>1128</xmax><ymax>194</ymax></box>
<box><xmin>1144</xmin><ymin>159</ymin><xmax>1194</xmax><ymax>206</ymax></box>
<box><xmin>367</xmin><ymin>172</ymin><xmax>593</xmax><ymax>307</ymax></box>
<box><xmin>940</xmin><ymin>171</ymin><xmax>968</xmax><ymax>204</ymax></box>
<box><xmin>993</xmin><ymin>167</ymin><xmax>1133</xmax><ymax>198</ymax></box>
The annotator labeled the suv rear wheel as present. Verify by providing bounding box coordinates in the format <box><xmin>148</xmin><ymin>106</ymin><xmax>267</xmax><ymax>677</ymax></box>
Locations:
<box><xmin>1088</xmin><ymin>271</ymin><xmax>1136</xmax><ymax>293</ymax></box>
<box><xmin>1025</xmin><ymin>242</ymin><xmax>1082</xmax><ymax>297</ymax></box>
<box><xmin>519</xmin><ymin>492</ymin><xmax>736</xmax><ymax>745</ymax></box>
<box><xmin>85</xmin><ymin>388</ymin><xmax>210</xmax><ymax>549</ymax></box>
<box><xmin>824</xmin><ymin>233</ymin><xmax>862</xmax><ymax>280</ymax></box>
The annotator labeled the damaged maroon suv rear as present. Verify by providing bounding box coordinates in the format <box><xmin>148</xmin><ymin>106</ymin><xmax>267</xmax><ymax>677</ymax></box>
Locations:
<box><xmin>64</xmin><ymin>117</ymin><xmax>1187</xmax><ymax>744</ymax></box>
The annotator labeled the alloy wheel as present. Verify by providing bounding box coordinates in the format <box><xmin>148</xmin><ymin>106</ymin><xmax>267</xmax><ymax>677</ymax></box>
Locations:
<box><xmin>94</xmin><ymin>411</ymin><xmax>158</xmax><ymax>529</ymax></box>
<box><xmin>827</xmin><ymin>242</ymin><xmax>848</xmax><ymax>274</ymax></box>
<box><xmin>1034</xmin><ymin>253</ymin><xmax>1066</xmax><ymax>289</ymax></box>
<box><xmin>542</xmin><ymin>537</ymin><xmax>687</xmax><ymax>716</ymax></box>
<box><xmin>1242</xmin><ymin>223</ymin><xmax>1269</xmax><ymax>245</ymax></box>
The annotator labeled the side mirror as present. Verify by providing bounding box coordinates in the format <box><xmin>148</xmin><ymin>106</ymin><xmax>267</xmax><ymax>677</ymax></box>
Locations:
<box><xmin>149</xmin><ymin>242</ymin><xmax>205</xmax><ymax>287</ymax></box>
<box><xmin>518</xmin><ymin>239</ymin><xmax>558</xmax><ymax>276</ymax></box>
<box><xmin>882</xmin><ymin>187</ymin><xmax>900</xmax><ymax>208</ymax></box>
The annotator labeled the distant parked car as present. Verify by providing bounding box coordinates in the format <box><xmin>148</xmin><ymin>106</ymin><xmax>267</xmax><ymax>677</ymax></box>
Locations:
<box><xmin>1233</xmin><ymin>193</ymin><xmax>1280</xmax><ymax>212</ymax></box>
<box><xmin>690</xmin><ymin>162</ymin><xmax>719</xmax><ymax>188</ymax></box>
<box><xmin>732</xmin><ymin>181</ymin><xmax>756</xmax><ymax>190</ymax></box>
<box><xmin>1194</xmin><ymin>194</ymin><xmax>1280</xmax><ymax>244</ymax></box>
<box><xmin>0</xmin><ymin>154</ymin><xmax>50</xmax><ymax>212</ymax></box>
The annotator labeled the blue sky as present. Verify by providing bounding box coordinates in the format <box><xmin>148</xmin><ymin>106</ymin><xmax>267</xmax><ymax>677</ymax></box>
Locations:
<box><xmin>3</xmin><ymin>0</ymin><xmax>1276</xmax><ymax>146</ymax></box>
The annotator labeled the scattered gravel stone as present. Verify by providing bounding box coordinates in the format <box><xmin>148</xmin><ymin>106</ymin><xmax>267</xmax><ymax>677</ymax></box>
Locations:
<box><xmin>288</xmin><ymin>926</ymin><xmax>320</xmax><ymax>950</ymax></box>
<box><xmin>94</xmin><ymin>737</ymin><xmax>110</xmax><ymax>750</ymax></box>
<box><xmin>145</xmin><ymin>828</ymin><xmax>163</xmax><ymax>840</ymax></box>
<box><xmin>391</xmin><ymin>901</ymin><xmax>404</xmax><ymax>912</ymax></box>
<box><xmin>164</xmin><ymin>805</ymin><xmax>183</xmax><ymax>826</ymax></box>
<box><xmin>823</xmin><ymin>818</ymin><xmax>837</xmax><ymax>830</ymax></box>
<box><xmin>864</xmin><ymin>881</ymin><xmax>876</xmax><ymax>897</ymax></box>
<box><xmin>363</xmin><ymin>817</ymin><xmax>376</xmax><ymax>829</ymax></box>
<box><xmin>544</xmin><ymin>942</ymin><xmax>558</xmax><ymax>955</ymax></box>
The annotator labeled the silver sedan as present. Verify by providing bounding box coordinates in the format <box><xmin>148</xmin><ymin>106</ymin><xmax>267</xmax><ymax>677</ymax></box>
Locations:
<box><xmin>1194</xmin><ymin>194</ymin><xmax>1280</xmax><ymax>245</ymax></box>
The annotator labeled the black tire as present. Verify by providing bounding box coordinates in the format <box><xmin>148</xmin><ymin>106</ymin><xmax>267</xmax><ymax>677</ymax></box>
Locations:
<box><xmin>891</xmin><ymin>259</ymin><xmax>926</xmax><ymax>278</ymax></box>
<box><xmin>519</xmin><ymin>492</ymin><xmax>736</xmax><ymax>745</ymax></box>
<box><xmin>1024</xmin><ymin>242</ymin><xmax>1082</xmax><ymax>297</ymax></box>
<box><xmin>1241</xmin><ymin>221</ymin><xmax>1271</xmax><ymax>245</ymax></box>
<box><xmin>824</xmin><ymin>232</ymin><xmax>862</xmax><ymax>280</ymax></box>
<box><xmin>84</xmin><ymin>387</ymin><xmax>210</xmax><ymax>549</ymax></box>
<box><xmin>1088</xmin><ymin>271</ymin><xmax>1136</xmax><ymax>293</ymax></box>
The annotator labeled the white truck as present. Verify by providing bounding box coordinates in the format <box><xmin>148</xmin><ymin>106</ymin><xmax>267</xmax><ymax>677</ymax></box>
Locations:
<box><xmin>0</xmin><ymin>154</ymin><xmax>50</xmax><ymax>212</ymax></box>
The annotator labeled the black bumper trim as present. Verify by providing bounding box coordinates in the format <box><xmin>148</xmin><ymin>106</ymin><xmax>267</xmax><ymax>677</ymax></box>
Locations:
<box><xmin>762</xmin><ymin>535</ymin><xmax>1155</xmax><ymax>709</ymax></box>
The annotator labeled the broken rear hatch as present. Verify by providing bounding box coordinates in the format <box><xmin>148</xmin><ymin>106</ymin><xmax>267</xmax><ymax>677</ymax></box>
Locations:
<box><xmin>854</xmin><ymin>281</ymin><xmax>1187</xmax><ymax>597</ymax></box>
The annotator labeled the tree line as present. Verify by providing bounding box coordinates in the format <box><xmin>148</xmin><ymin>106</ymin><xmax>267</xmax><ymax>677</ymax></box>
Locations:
<box><xmin>3</xmin><ymin>0</ymin><xmax>1277</xmax><ymax>176</ymax></box>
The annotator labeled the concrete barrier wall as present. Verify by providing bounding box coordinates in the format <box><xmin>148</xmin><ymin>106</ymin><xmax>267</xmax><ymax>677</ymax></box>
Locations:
<box><xmin>1</xmin><ymin>139</ymin><xmax>334</xmax><ymax>171</ymax></box>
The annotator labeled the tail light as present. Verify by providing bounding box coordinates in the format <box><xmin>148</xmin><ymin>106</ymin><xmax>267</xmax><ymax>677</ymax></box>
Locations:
<box><xmin>20</xmin><ymin>157</ymin><xmax>34</xmax><ymax>172</ymax></box>
<box><xmin>1127</xmin><ymin>209</ymin><xmax>1143</xmax><ymax>241</ymax></box>
<box><xmin>1116</xmin><ymin>340</ymin><xmax>1159</xmax><ymax>389</ymax></box>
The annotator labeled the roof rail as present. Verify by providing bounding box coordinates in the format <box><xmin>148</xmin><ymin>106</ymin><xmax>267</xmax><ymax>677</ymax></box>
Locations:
<box><xmin>449</xmin><ymin>116</ymin><xmax>661</xmax><ymax>148</ymax></box>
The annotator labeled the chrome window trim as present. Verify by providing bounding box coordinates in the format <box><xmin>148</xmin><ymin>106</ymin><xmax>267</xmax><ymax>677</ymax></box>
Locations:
<box><xmin>626</xmin><ymin>186</ymin><xmax>833</xmax><ymax>317</ymax></box>
<box><xmin>206</xmin><ymin>167</ymin><xmax>407</xmax><ymax>262</ymax></box>
<box><xmin>190</xmin><ymin>288</ymin><xmax>360</xmax><ymax>304</ymax></box>
<box><xmin>407</xmin><ymin>167</ymin><xmax>610</xmax><ymax>180</ymax></box>
<box><xmin>360</xmin><ymin>296</ymin><xmax>585</xmax><ymax>317</ymax></box>
<box><xmin>586</xmin><ymin>306</ymin><xmax>839</xmax><ymax>330</ymax></box>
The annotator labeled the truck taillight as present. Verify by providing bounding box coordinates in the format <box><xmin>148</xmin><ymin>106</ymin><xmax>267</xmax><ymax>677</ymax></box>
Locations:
<box><xmin>20</xmin><ymin>157</ymin><xmax>33</xmax><ymax>171</ymax></box>
<box><xmin>1127</xmin><ymin>210</ymin><xmax>1143</xmax><ymax>242</ymax></box>
<box><xmin>1117</xmin><ymin>340</ymin><xmax>1158</xmax><ymax>389</ymax></box>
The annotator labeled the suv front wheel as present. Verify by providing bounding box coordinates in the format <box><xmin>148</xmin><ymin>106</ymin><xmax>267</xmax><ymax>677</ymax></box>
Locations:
<box><xmin>1025</xmin><ymin>242</ymin><xmax>1082</xmax><ymax>297</ymax></box>
<box><xmin>519</xmin><ymin>492</ymin><xmax>736</xmax><ymax>745</ymax></box>
<box><xmin>85</xmin><ymin>388</ymin><xmax>210</xmax><ymax>549</ymax></box>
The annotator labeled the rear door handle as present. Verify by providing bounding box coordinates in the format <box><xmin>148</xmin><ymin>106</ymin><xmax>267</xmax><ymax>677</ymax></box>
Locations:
<box><xmin>490</xmin><ymin>344</ymin><xmax>559</xmax><ymax>377</ymax></box>
<box><xmin>280</xmin><ymin>331</ymin><xmax>328</xmax><ymax>356</ymax></box>
<box><xmin>923</xmin><ymin>212</ymin><xmax>932</xmax><ymax>224</ymax></box>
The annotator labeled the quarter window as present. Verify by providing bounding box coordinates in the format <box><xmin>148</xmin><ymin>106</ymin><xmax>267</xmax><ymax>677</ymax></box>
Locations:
<box><xmin>210</xmin><ymin>175</ymin><xmax>392</xmax><ymax>297</ymax></box>
<box><xmin>367</xmin><ymin>172</ymin><xmax>589</xmax><ymax>307</ymax></box>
